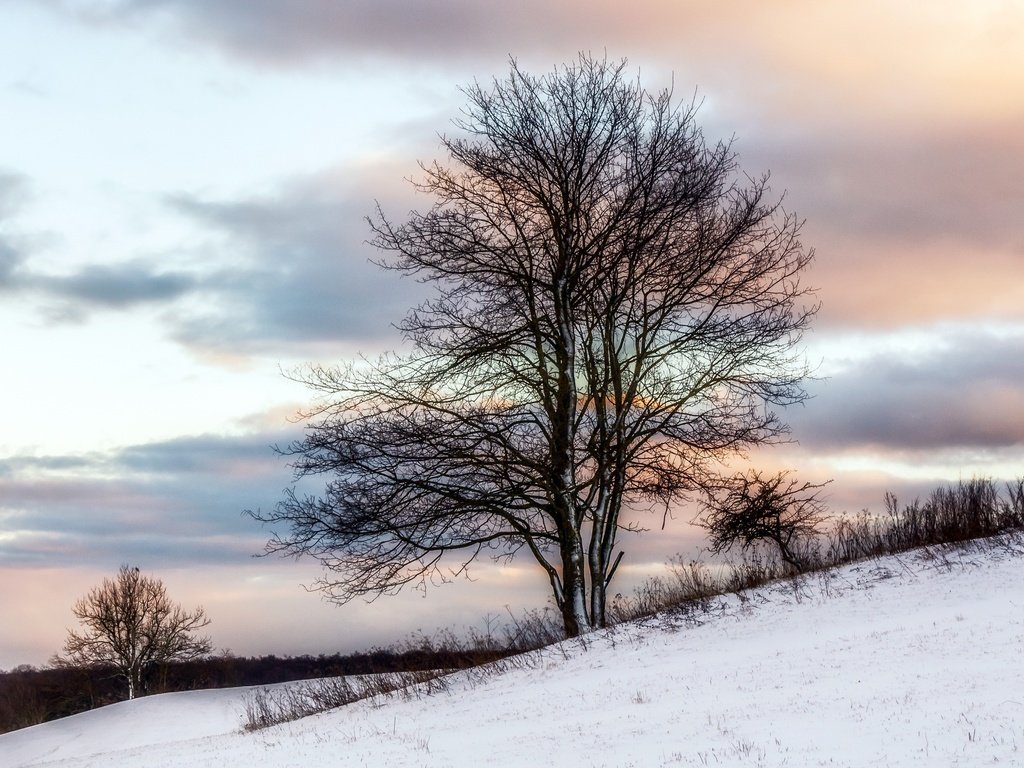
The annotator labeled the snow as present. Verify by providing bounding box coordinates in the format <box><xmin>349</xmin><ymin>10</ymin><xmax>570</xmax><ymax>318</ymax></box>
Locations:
<box><xmin>4</xmin><ymin>541</ymin><xmax>1023</xmax><ymax>767</ymax></box>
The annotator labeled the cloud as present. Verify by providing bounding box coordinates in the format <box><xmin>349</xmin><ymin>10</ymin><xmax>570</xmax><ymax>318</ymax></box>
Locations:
<box><xmin>0</xmin><ymin>239</ymin><xmax>23</xmax><ymax>286</ymax></box>
<box><xmin>0</xmin><ymin>170</ymin><xmax>27</xmax><ymax>216</ymax></box>
<box><xmin>748</xmin><ymin>120</ymin><xmax>1024</xmax><ymax>252</ymax></box>
<box><xmin>163</xmin><ymin>168</ymin><xmax>425</xmax><ymax>355</ymax></box>
<box><xmin>788</xmin><ymin>326</ymin><xmax>1024</xmax><ymax>454</ymax></box>
<box><xmin>0</xmin><ymin>164</ymin><xmax>422</xmax><ymax>353</ymax></box>
<box><xmin>0</xmin><ymin>428</ymin><xmax>299</xmax><ymax>569</ymax></box>
<box><xmin>39</xmin><ymin>1</ymin><xmax>1024</xmax><ymax>111</ymax></box>
<box><xmin>34</xmin><ymin>262</ymin><xmax>197</xmax><ymax>308</ymax></box>
<box><xmin>2</xmin><ymin>258</ymin><xmax>200</xmax><ymax>321</ymax></box>
<box><xmin>39</xmin><ymin>0</ymin><xmax>614</xmax><ymax>66</ymax></box>
<box><xmin>0</xmin><ymin>170</ymin><xmax>29</xmax><ymax>285</ymax></box>
<box><xmin>0</xmin><ymin>169</ymin><xmax>199</xmax><ymax>313</ymax></box>
<box><xmin>29</xmin><ymin>3</ymin><xmax>1024</xmax><ymax>340</ymax></box>
<box><xmin>730</xmin><ymin>101</ymin><xmax>1024</xmax><ymax>331</ymax></box>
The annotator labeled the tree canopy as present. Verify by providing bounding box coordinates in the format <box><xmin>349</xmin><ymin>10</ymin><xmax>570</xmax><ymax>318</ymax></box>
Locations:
<box><xmin>254</xmin><ymin>54</ymin><xmax>817</xmax><ymax>636</ymax></box>
<box><xmin>54</xmin><ymin>565</ymin><xmax>212</xmax><ymax>699</ymax></box>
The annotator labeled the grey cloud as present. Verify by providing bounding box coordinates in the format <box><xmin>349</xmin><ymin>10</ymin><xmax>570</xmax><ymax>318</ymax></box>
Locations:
<box><xmin>0</xmin><ymin>429</ymin><xmax>299</xmax><ymax>568</ymax></box>
<box><xmin>787</xmin><ymin>329</ymin><xmax>1024</xmax><ymax>453</ymax></box>
<box><xmin>116</xmin><ymin>433</ymin><xmax>277</xmax><ymax>474</ymax></box>
<box><xmin>4</xmin><ymin>160</ymin><xmax>424</xmax><ymax>353</ymax></box>
<box><xmin>0</xmin><ymin>170</ymin><xmax>29</xmax><ymax>286</ymax></box>
<box><xmin>0</xmin><ymin>240</ymin><xmax>23</xmax><ymax>285</ymax></box>
<box><xmin>42</xmin><ymin>0</ymin><xmax>600</xmax><ymax>65</ymax></box>
<box><xmin>0</xmin><ymin>170</ymin><xmax>27</xmax><ymax>216</ymax></box>
<box><xmin>0</xmin><ymin>454</ymin><xmax>96</xmax><ymax>477</ymax></box>
<box><xmin>2</xmin><ymin>260</ymin><xmax>199</xmax><ymax>316</ymax></box>
<box><xmin>33</xmin><ymin>262</ymin><xmax>197</xmax><ymax>307</ymax></box>
<box><xmin>0</xmin><ymin>170</ymin><xmax>197</xmax><ymax>310</ymax></box>
<box><xmin>164</xmin><ymin>177</ymin><xmax>425</xmax><ymax>354</ymax></box>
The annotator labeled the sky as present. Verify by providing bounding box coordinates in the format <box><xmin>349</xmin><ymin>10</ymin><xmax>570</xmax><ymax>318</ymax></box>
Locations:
<box><xmin>1</xmin><ymin>0</ymin><xmax>1022</xmax><ymax>669</ymax></box>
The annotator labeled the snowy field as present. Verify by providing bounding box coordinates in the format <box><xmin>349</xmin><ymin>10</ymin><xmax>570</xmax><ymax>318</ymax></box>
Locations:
<box><xmin>4</xmin><ymin>541</ymin><xmax>1023</xmax><ymax>767</ymax></box>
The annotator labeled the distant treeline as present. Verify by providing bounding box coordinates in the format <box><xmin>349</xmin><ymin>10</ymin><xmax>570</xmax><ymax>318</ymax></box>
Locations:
<box><xmin>0</xmin><ymin>645</ymin><xmax>509</xmax><ymax>735</ymax></box>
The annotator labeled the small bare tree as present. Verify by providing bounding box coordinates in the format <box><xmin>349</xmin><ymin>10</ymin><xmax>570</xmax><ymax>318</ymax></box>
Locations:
<box><xmin>54</xmin><ymin>565</ymin><xmax>212</xmax><ymax>700</ymax></box>
<box><xmin>701</xmin><ymin>471</ymin><xmax>830</xmax><ymax>568</ymax></box>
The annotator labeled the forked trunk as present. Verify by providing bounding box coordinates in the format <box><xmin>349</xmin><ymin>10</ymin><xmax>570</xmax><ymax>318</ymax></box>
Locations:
<box><xmin>557</xmin><ymin>521</ymin><xmax>591</xmax><ymax>637</ymax></box>
<box><xmin>559</xmin><ymin>570</ymin><xmax>590</xmax><ymax>637</ymax></box>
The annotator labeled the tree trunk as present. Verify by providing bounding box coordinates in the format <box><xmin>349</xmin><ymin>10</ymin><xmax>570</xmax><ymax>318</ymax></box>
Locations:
<box><xmin>556</xmin><ymin>513</ymin><xmax>590</xmax><ymax>637</ymax></box>
<box><xmin>558</xmin><ymin>555</ymin><xmax>590</xmax><ymax>637</ymax></box>
<box><xmin>589</xmin><ymin>574</ymin><xmax>606</xmax><ymax>629</ymax></box>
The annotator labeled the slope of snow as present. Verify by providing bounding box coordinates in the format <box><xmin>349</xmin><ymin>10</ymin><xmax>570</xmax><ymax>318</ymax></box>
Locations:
<box><xmin>4</xmin><ymin>541</ymin><xmax>1023</xmax><ymax>767</ymax></box>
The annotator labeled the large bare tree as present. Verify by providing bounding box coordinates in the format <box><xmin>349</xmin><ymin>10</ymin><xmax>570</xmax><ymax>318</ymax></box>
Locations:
<box><xmin>254</xmin><ymin>55</ymin><xmax>817</xmax><ymax>636</ymax></box>
<box><xmin>54</xmin><ymin>565</ymin><xmax>212</xmax><ymax>699</ymax></box>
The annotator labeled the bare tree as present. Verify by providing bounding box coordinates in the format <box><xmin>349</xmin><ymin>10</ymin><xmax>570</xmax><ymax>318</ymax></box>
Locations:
<box><xmin>701</xmin><ymin>471</ymin><xmax>830</xmax><ymax>568</ymax></box>
<box><xmin>54</xmin><ymin>565</ymin><xmax>212</xmax><ymax>699</ymax></box>
<box><xmin>253</xmin><ymin>54</ymin><xmax>817</xmax><ymax>636</ymax></box>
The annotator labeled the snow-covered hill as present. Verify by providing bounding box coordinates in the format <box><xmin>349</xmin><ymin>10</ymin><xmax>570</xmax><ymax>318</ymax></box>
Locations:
<box><xmin>4</xmin><ymin>541</ymin><xmax>1023</xmax><ymax>767</ymax></box>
